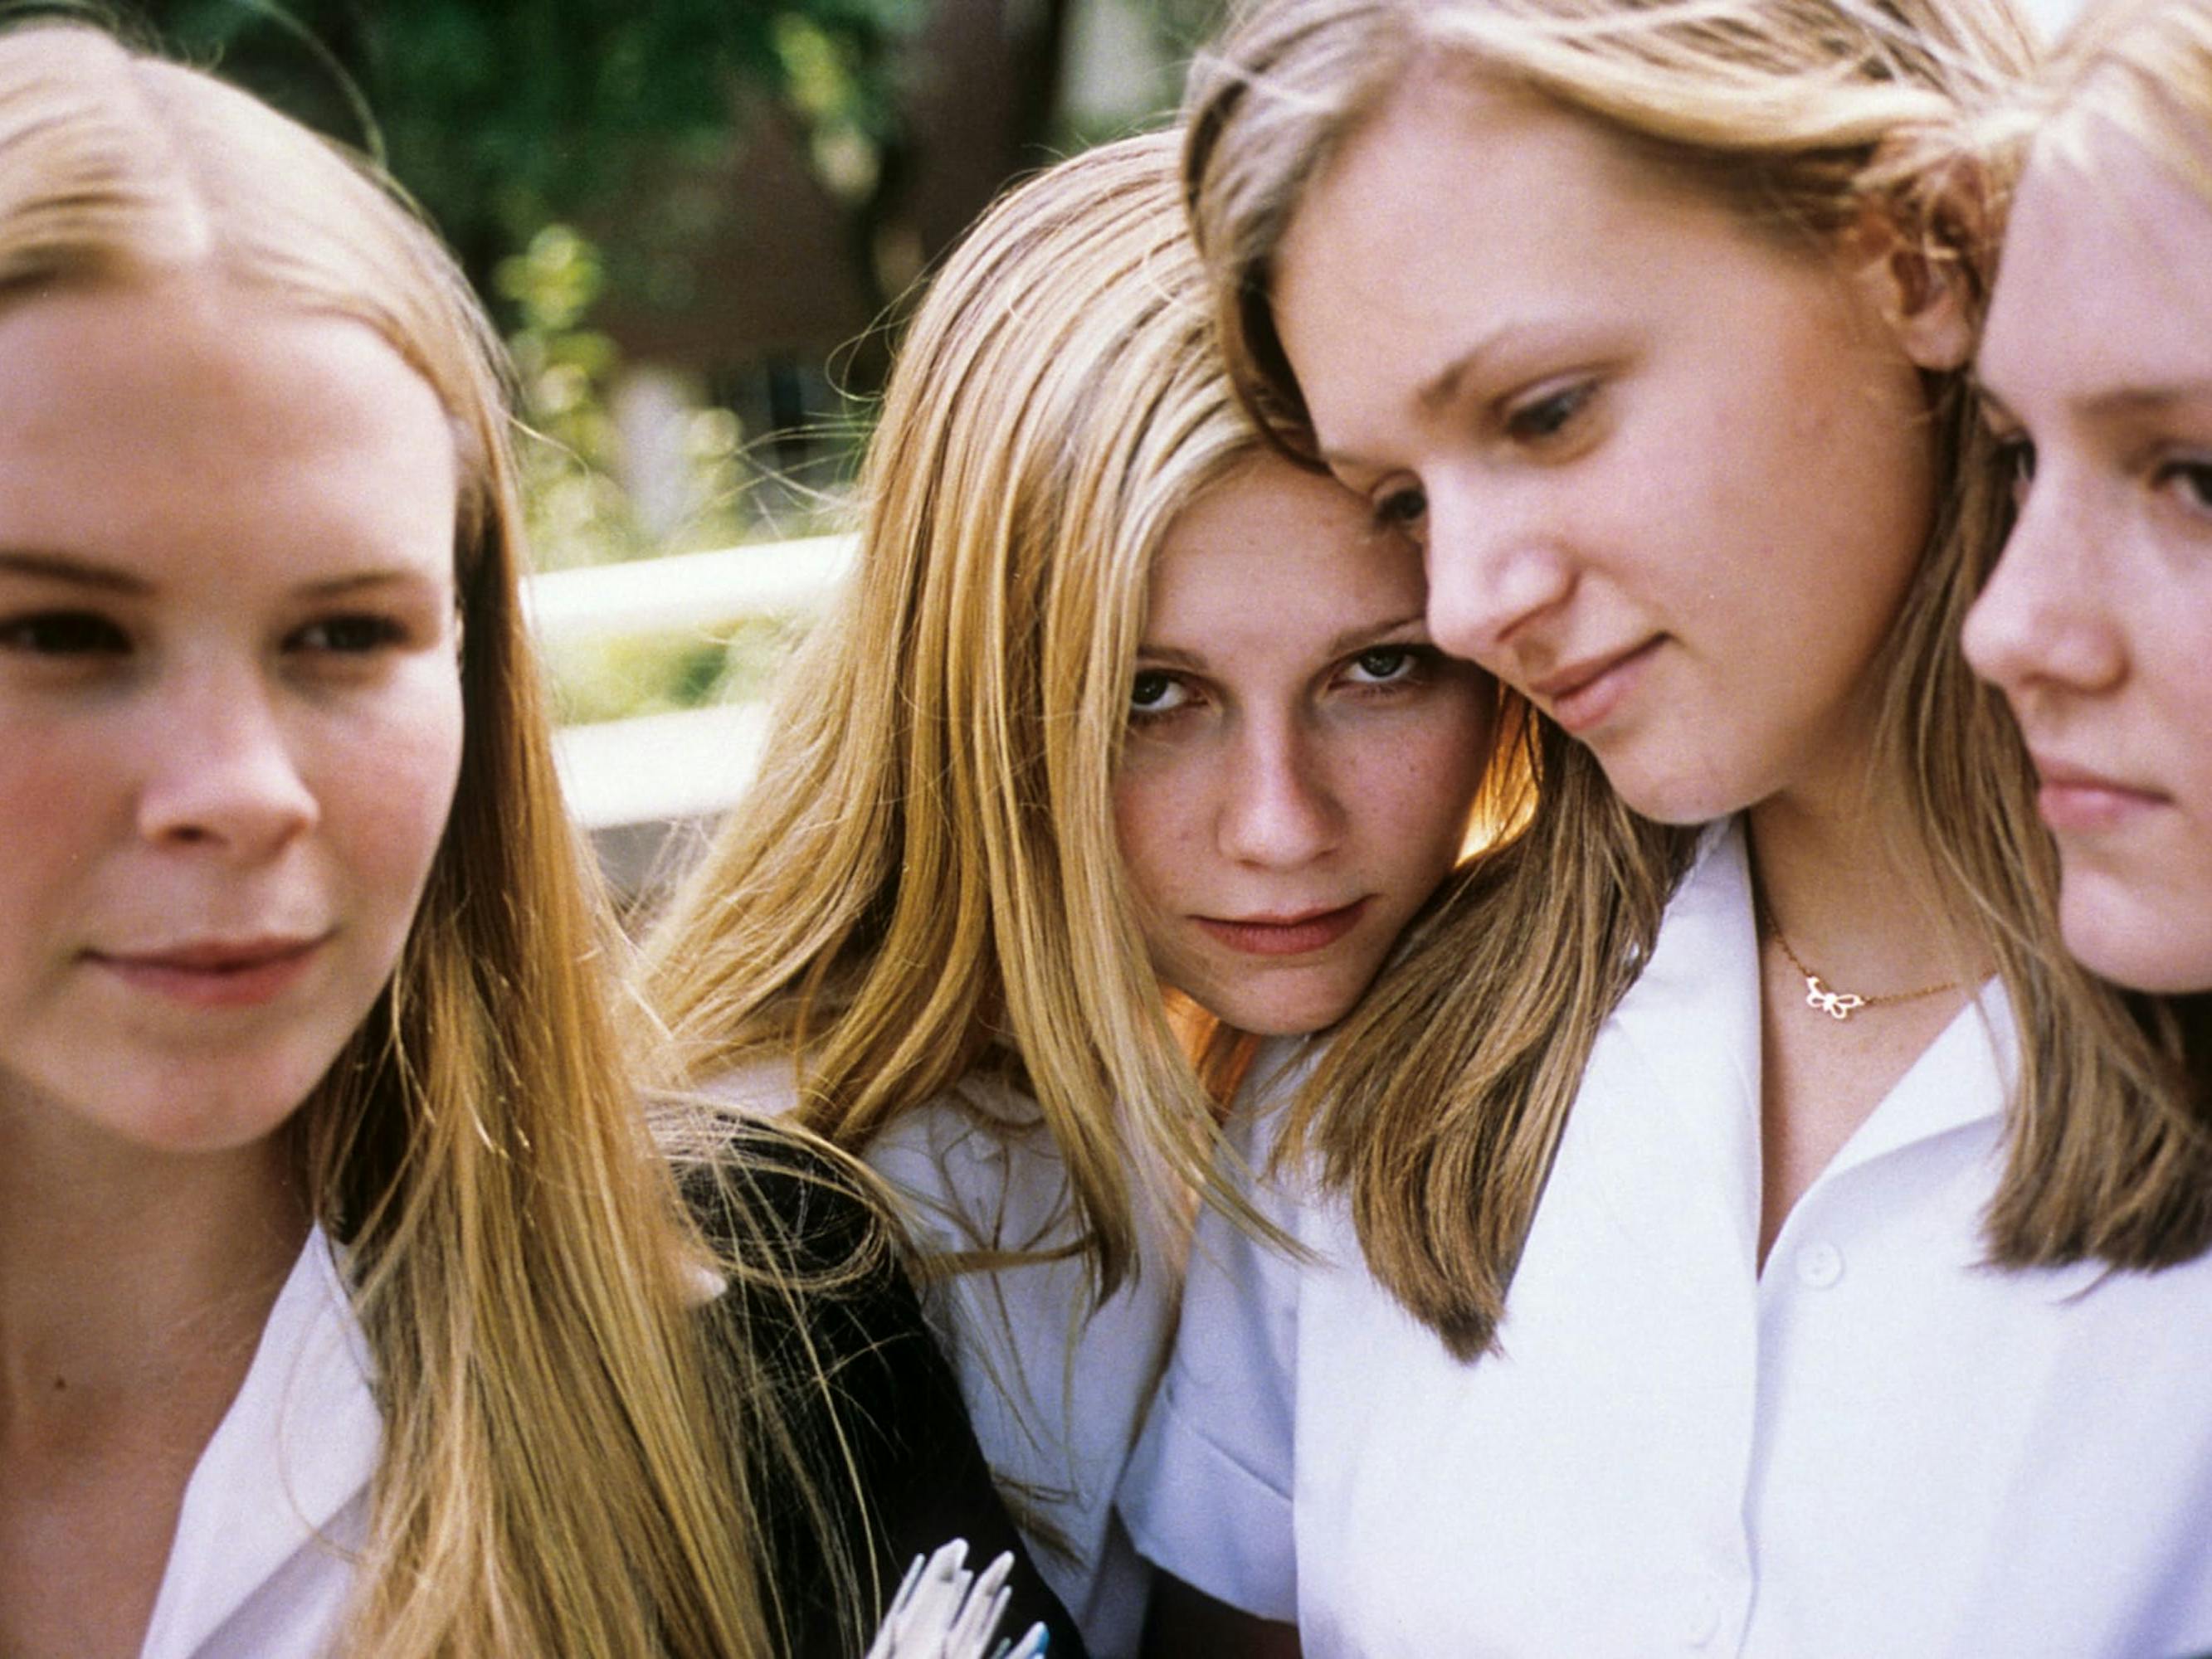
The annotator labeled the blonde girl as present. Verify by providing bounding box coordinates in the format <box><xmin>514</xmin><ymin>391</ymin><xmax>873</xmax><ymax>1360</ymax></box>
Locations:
<box><xmin>0</xmin><ymin>22</ymin><xmax>1066</xmax><ymax>1658</ymax></box>
<box><xmin>1965</xmin><ymin>0</ymin><xmax>2212</xmax><ymax>1025</ymax></box>
<box><xmin>1119</xmin><ymin>0</ymin><xmax>2212</xmax><ymax>1653</ymax></box>
<box><xmin>648</xmin><ymin>130</ymin><xmax>1497</xmax><ymax>1658</ymax></box>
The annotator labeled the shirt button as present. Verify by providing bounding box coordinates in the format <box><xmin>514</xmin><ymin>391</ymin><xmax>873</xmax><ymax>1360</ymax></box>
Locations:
<box><xmin>1685</xmin><ymin>1585</ymin><xmax>1723</xmax><ymax>1647</ymax></box>
<box><xmin>1795</xmin><ymin>1241</ymin><xmax>1844</xmax><ymax>1287</ymax></box>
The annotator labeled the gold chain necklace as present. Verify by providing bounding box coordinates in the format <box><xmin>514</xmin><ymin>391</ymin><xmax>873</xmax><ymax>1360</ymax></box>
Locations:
<box><xmin>1755</xmin><ymin>893</ymin><xmax>1959</xmax><ymax>1022</ymax></box>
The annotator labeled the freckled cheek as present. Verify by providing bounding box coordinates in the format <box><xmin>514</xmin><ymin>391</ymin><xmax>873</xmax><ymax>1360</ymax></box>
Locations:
<box><xmin>1108</xmin><ymin>786</ymin><xmax>1187</xmax><ymax>981</ymax></box>
<box><xmin>1375</xmin><ymin>699</ymin><xmax>1493</xmax><ymax>857</ymax></box>
<box><xmin>1111</xmin><ymin>755</ymin><xmax>1213</xmax><ymax>902</ymax></box>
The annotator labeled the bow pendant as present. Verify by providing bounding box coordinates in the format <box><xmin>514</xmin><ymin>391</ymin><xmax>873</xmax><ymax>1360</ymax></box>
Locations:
<box><xmin>1804</xmin><ymin>975</ymin><xmax>1865</xmax><ymax>1020</ymax></box>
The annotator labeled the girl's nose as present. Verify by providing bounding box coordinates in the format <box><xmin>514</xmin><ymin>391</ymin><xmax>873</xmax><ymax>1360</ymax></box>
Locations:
<box><xmin>1422</xmin><ymin>479</ymin><xmax>1576</xmax><ymax>672</ymax></box>
<box><xmin>135</xmin><ymin>675</ymin><xmax>319</xmax><ymax>858</ymax></box>
<box><xmin>1217</xmin><ymin>718</ymin><xmax>1347</xmax><ymax>869</ymax></box>
<box><xmin>1963</xmin><ymin>470</ymin><xmax>2126</xmax><ymax>703</ymax></box>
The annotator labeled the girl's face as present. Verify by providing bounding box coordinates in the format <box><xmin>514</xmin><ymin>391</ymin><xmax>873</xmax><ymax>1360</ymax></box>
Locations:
<box><xmin>1964</xmin><ymin>129</ymin><xmax>2212</xmax><ymax>993</ymax></box>
<box><xmin>1271</xmin><ymin>70</ymin><xmax>1969</xmax><ymax>824</ymax></box>
<box><xmin>0</xmin><ymin>276</ymin><xmax>465</xmax><ymax>1165</ymax></box>
<box><xmin>1113</xmin><ymin>453</ymin><xmax>1492</xmax><ymax>1036</ymax></box>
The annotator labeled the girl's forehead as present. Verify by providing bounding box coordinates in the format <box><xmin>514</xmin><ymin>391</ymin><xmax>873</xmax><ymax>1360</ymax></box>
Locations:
<box><xmin>0</xmin><ymin>278</ymin><xmax>460</xmax><ymax>588</ymax></box>
<box><xmin>1985</xmin><ymin>121</ymin><xmax>2212</xmax><ymax>401</ymax></box>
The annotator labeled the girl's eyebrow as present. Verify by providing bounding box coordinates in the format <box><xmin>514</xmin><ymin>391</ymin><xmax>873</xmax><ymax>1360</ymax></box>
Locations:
<box><xmin>1326</xmin><ymin>612</ymin><xmax>1429</xmax><ymax>655</ymax></box>
<box><xmin>298</xmin><ymin>568</ymin><xmax>444</xmax><ymax>600</ymax></box>
<box><xmin>1133</xmin><ymin>643</ymin><xmax>1207</xmax><ymax>671</ymax></box>
<box><xmin>0</xmin><ymin>553</ymin><xmax>443</xmax><ymax>600</ymax></box>
<box><xmin>1975</xmin><ymin>374</ymin><xmax>2212</xmax><ymax>426</ymax></box>
<box><xmin>1314</xmin><ymin>338</ymin><xmax>1510</xmax><ymax>473</ymax></box>
<box><xmin>1139</xmin><ymin>613</ymin><xmax>1432</xmax><ymax>669</ymax></box>
<box><xmin>2077</xmin><ymin>380</ymin><xmax>2212</xmax><ymax>418</ymax></box>
<box><xmin>0</xmin><ymin>547</ymin><xmax>149</xmax><ymax>593</ymax></box>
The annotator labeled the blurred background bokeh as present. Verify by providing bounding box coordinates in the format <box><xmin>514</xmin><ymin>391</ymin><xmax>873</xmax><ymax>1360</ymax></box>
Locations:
<box><xmin>118</xmin><ymin>0</ymin><xmax>1229</xmax><ymax>737</ymax></box>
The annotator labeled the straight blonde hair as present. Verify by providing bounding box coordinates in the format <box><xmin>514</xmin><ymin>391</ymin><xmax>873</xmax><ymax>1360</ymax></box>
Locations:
<box><xmin>0</xmin><ymin>23</ymin><xmax>872</xmax><ymax>1653</ymax></box>
<box><xmin>1182</xmin><ymin>0</ymin><xmax>2212</xmax><ymax>1360</ymax></box>
<box><xmin>646</xmin><ymin>133</ymin><xmax>1477</xmax><ymax>1292</ymax></box>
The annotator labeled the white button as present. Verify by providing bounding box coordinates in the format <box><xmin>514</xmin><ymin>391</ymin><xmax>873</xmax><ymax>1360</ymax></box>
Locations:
<box><xmin>1795</xmin><ymin>1241</ymin><xmax>1844</xmax><ymax>1287</ymax></box>
<box><xmin>1685</xmin><ymin>1585</ymin><xmax>1723</xmax><ymax>1647</ymax></box>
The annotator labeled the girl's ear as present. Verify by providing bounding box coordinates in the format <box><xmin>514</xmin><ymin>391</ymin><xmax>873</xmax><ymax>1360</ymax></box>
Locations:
<box><xmin>1843</xmin><ymin>154</ymin><xmax>1996</xmax><ymax>372</ymax></box>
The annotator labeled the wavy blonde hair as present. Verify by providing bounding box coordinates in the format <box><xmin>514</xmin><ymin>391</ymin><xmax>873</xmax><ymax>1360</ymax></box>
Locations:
<box><xmin>0</xmin><ymin>22</ymin><xmax>874</xmax><ymax>1654</ymax></box>
<box><xmin>1182</xmin><ymin>0</ymin><xmax>2212</xmax><ymax>1360</ymax></box>
<box><xmin>646</xmin><ymin>133</ymin><xmax>1498</xmax><ymax>1292</ymax></box>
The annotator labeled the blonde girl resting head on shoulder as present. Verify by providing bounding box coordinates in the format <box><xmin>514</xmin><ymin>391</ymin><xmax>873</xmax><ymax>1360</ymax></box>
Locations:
<box><xmin>1121</xmin><ymin>0</ymin><xmax>2212</xmax><ymax>1653</ymax></box>
<box><xmin>646</xmin><ymin>129</ymin><xmax>1499</xmax><ymax>1659</ymax></box>
<box><xmin>0</xmin><ymin>22</ymin><xmax>1069</xmax><ymax>1659</ymax></box>
<box><xmin>1964</xmin><ymin>0</ymin><xmax>2212</xmax><ymax>1089</ymax></box>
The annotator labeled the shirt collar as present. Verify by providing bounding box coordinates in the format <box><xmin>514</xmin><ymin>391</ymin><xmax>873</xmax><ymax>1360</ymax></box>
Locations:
<box><xmin>139</xmin><ymin>1226</ymin><xmax>379</xmax><ymax>1659</ymax></box>
<box><xmin>1825</xmin><ymin>978</ymin><xmax>2014</xmax><ymax>1180</ymax></box>
<box><xmin>1601</xmin><ymin>819</ymin><xmax>2011</xmax><ymax>1226</ymax></box>
<box><xmin>1602</xmin><ymin>820</ymin><xmax>1767</xmax><ymax>1234</ymax></box>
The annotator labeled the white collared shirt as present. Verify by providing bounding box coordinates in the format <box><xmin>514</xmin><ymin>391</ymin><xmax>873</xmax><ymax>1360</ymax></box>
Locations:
<box><xmin>139</xmin><ymin>1228</ymin><xmax>378</xmax><ymax>1659</ymax></box>
<box><xmin>1120</xmin><ymin>820</ymin><xmax>2212</xmax><ymax>1658</ymax></box>
<box><xmin>712</xmin><ymin>1066</ymin><xmax>1180</xmax><ymax>1659</ymax></box>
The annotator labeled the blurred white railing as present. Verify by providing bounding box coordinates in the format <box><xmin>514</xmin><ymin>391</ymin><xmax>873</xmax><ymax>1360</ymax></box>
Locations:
<box><xmin>530</xmin><ymin>533</ymin><xmax>856</xmax><ymax>832</ymax></box>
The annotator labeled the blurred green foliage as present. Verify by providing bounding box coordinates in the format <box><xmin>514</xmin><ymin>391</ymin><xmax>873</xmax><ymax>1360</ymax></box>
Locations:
<box><xmin>135</xmin><ymin>0</ymin><xmax>923</xmax><ymax>299</ymax></box>
<box><xmin>490</xmin><ymin>202</ymin><xmax>860</xmax><ymax>563</ymax></box>
<box><xmin>499</xmin><ymin>226</ymin><xmax>633</xmax><ymax>567</ymax></box>
<box><xmin>547</xmin><ymin>612</ymin><xmax>817</xmax><ymax>727</ymax></box>
<box><xmin>498</xmin><ymin>221</ymin><xmax>835</xmax><ymax>722</ymax></box>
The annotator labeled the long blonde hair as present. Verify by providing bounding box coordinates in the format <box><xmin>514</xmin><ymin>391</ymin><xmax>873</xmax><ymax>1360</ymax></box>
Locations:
<box><xmin>647</xmin><ymin>132</ymin><xmax>1351</xmax><ymax>1294</ymax></box>
<box><xmin>0</xmin><ymin>23</ymin><xmax>870</xmax><ymax>1653</ymax></box>
<box><xmin>1182</xmin><ymin>0</ymin><xmax>2212</xmax><ymax>1360</ymax></box>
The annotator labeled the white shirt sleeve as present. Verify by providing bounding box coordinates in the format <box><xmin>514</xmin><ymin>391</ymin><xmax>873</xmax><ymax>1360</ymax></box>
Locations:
<box><xmin>855</xmin><ymin>1079</ymin><xmax>1176</xmax><ymax>1659</ymax></box>
<box><xmin>1117</xmin><ymin>1060</ymin><xmax>1309</xmax><ymax>1624</ymax></box>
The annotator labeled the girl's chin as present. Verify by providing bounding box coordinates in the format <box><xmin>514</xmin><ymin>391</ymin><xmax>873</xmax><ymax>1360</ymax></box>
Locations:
<box><xmin>2062</xmin><ymin>887</ymin><xmax>2212</xmax><ymax>996</ymax></box>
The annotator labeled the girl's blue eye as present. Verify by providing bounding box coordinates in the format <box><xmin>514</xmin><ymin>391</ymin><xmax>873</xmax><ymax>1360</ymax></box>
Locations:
<box><xmin>1128</xmin><ymin>670</ymin><xmax>1194</xmax><ymax>721</ymax></box>
<box><xmin>0</xmin><ymin>611</ymin><xmax>128</xmax><ymax>654</ymax></box>
<box><xmin>1348</xmin><ymin>646</ymin><xmax>1418</xmax><ymax>684</ymax></box>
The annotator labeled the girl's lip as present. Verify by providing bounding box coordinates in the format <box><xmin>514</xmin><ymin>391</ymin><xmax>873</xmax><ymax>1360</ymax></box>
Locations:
<box><xmin>2032</xmin><ymin>754</ymin><xmax>2171</xmax><ymax>834</ymax></box>
<box><xmin>1537</xmin><ymin>638</ymin><xmax>1662</xmax><ymax>736</ymax></box>
<box><xmin>2038</xmin><ymin>780</ymin><xmax>2169</xmax><ymax>834</ymax></box>
<box><xmin>1194</xmin><ymin>899</ymin><xmax>1370</xmax><ymax>956</ymax></box>
<box><xmin>89</xmin><ymin>935</ymin><xmax>327</xmax><ymax>1010</ymax></box>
